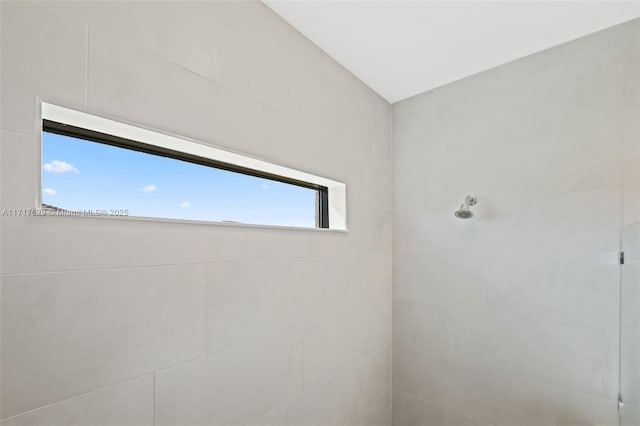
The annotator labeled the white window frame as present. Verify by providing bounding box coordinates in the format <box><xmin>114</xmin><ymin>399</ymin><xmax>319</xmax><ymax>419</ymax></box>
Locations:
<box><xmin>38</xmin><ymin>101</ymin><xmax>347</xmax><ymax>231</ymax></box>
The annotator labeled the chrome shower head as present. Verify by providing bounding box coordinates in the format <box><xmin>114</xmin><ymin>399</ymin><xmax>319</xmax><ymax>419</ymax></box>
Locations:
<box><xmin>454</xmin><ymin>196</ymin><xmax>477</xmax><ymax>219</ymax></box>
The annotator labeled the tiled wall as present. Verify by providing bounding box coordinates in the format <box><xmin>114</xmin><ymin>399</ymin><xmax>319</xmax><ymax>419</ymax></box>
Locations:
<box><xmin>621</xmin><ymin>222</ymin><xmax>640</xmax><ymax>426</ymax></box>
<box><xmin>392</xmin><ymin>19</ymin><xmax>640</xmax><ymax>426</ymax></box>
<box><xmin>0</xmin><ymin>1</ymin><xmax>392</xmax><ymax>424</ymax></box>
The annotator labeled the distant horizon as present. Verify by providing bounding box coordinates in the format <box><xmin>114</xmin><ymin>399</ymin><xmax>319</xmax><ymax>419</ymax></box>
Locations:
<box><xmin>41</xmin><ymin>131</ymin><xmax>317</xmax><ymax>228</ymax></box>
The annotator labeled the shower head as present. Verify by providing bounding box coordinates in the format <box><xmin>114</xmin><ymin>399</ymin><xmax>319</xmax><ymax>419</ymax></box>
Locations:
<box><xmin>454</xmin><ymin>208</ymin><xmax>474</xmax><ymax>219</ymax></box>
<box><xmin>454</xmin><ymin>196</ymin><xmax>478</xmax><ymax>219</ymax></box>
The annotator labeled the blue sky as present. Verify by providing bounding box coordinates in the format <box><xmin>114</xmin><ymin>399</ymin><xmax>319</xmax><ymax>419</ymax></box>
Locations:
<box><xmin>41</xmin><ymin>131</ymin><xmax>317</xmax><ymax>227</ymax></box>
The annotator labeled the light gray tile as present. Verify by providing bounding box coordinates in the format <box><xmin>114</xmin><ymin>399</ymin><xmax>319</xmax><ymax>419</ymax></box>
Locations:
<box><xmin>245</xmin><ymin>228</ymin><xmax>347</xmax><ymax>260</ymax></box>
<box><xmin>419</xmin><ymin>351</ymin><xmax>617</xmax><ymax>426</ymax></box>
<box><xmin>508</xmin><ymin>190</ymin><xmax>621</xmax><ymax>254</ymax></box>
<box><xmin>1</xmin><ymin>131</ymin><xmax>35</xmax><ymax>209</ymax></box>
<box><xmin>155</xmin><ymin>330</ymin><xmax>303</xmax><ymax>426</ymax></box>
<box><xmin>623</xmin><ymin>188</ymin><xmax>640</xmax><ymax>226</ymax></box>
<box><xmin>40</xmin><ymin>0</ymin><xmax>86</xmax><ymax>18</ymax></box>
<box><xmin>555</xmin><ymin>391</ymin><xmax>618</xmax><ymax>426</ymax></box>
<box><xmin>1</xmin><ymin>216</ymin><xmax>246</xmax><ymax>273</ymax></box>
<box><xmin>345</xmin><ymin>212</ymin><xmax>392</xmax><ymax>256</ymax></box>
<box><xmin>43</xmin><ymin>0</ymin><xmax>157</xmax><ymax>53</ymax></box>
<box><xmin>319</xmin><ymin>254</ymin><xmax>392</xmax><ymax>318</ymax></box>
<box><xmin>391</xmin><ymin>18</ymin><xmax>627</xmax><ymax>420</ymax></box>
<box><xmin>451</xmin><ymin>309</ymin><xmax>616</xmax><ymax>398</ymax></box>
<box><xmin>392</xmin><ymin>252</ymin><xmax>485</xmax><ymax>309</ymax></box>
<box><xmin>421</xmin><ymin>355</ymin><xmax>555</xmax><ymax>426</ymax></box>
<box><xmin>87</xmin><ymin>28</ymin><xmax>287</xmax><ymax>161</ymax></box>
<box><xmin>392</xmin><ymin>341</ymin><xmax>428</xmax><ymax>400</ymax></box>
<box><xmin>452</xmin><ymin>54</ymin><xmax>601</xmax><ymax>143</ymax></box>
<box><xmin>1</xmin><ymin>265</ymin><xmax>205</xmax><ymax>417</ymax></box>
<box><xmin>303</xmin><ymin>301</ymin><xmax>390</xmax><ymax>389</ymax></box>
<box><xmin>354</xmin><ymin>346</ymin><xmax>391</xmax><ymax>414</ymax></box>
<box><xmin>280</xmin><ymin>367</ymin><xmax>360</xmax><ymax>426</ymax></box>
<box><xmin>603</xmin><ymin>42</ymin><xmax>640</xmax><ymax>118</ymax></box>
<box><xmin>157</xmin><ymin>1</ymin><xmax>386</xmax><ymax>128</ymax></box>
<box><xmin>620</xmin><ymin>400</ymin><xmax>640</xmax><ymax>426</ymax></box>
<box><xmin>354</xmin><ymin>393</ymin><xmax>391</xmax><ymax>426</ymax></box>
<box><xmin>156</xmin><ymin>1</ymin><xmax>219</xmax><ymax>83</ymax></box>
<box><xmin>157</xmin><ymin>0</ymin><xmax>285</xmax><ymax>99</ymax></box>
<box><xmin>392</xmin><ymin>300</ymin><xmax>454</xmax><ymax>357</ymax></box>
<box><xmin>205</xmin><ymin>258</ymin><xmax>325</xmax><ymax>353</ymax></box>
<box><xmin>615</xmin><ymin>113</ymin><xmax>640</xmax><ymax>190</ymax></box>
<box><xmin>84</xmin><ymin>1</ymin><xmax>157</xmax><ymax>53</ymax></box>
<box><xmin>0</xmin><ymin>0</ymin><xmax>86</xmax><ymax>134</ymax></box>
<box><xmin>0</xmin><ymin>375</ymin><xmax>153</xmax><ymax>426</ymax></box>
<box><xmin>392</xmin><ymin>393</ymin><xmax>445</xmax><ymax>426</ymax></box>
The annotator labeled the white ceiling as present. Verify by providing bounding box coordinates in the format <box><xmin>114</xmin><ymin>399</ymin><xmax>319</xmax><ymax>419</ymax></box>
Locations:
<box><xmin>264</xmin><ymin>1</ymin><xmax>640</xmax><ymax>103</ymax></box>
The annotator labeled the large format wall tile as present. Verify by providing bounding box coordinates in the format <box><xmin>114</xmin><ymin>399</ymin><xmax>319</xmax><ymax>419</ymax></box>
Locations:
<box><xmin>392</xmin><ymin>393</ymin><xmax>486</xmax><ymax>426</ymax></box>
<box><xmin>452</xmin><ymin>54</ymin><xmax>601</xmax><ymax>144</ymax></box>
<box><xmin>44</xmin><ymin>0</ymin><xmax>158</xmax><ymax>53</ymax></box>
<box><xmin>1</xmin><ymin>216</ymin><xmax>246</xmax><ymax>274</ymax></box>
<box><xmin>251</xmin><ymin>363</ymin><xmax>364</xmax><ymax>426</ymax></box>
<box><xmin>0</xmin><ymin>375</ymin><xmax>153</xmax><ymax>426</ymax></box>
<box><xmin>2</xmin><ymin>0</ymin><xmax>391</xmax><ymax>423</ymax></box>
<box><xmin>394</xmin><ymin>343</ymin><xmax>618</xmax><ymax>426</ymax></box>
<box><xmin>303</xmin><ymin>301</ymin><xmax>390</xmax><ymax>389</ymax></box>
<box><xmin>283</xmin><ymin>368</ymin><xmax>360</xmax><ymax>426</ymax></box>
<box><xmin>1</xmin><ymin>265</ymin><xmax>205</xmax><ymax>418</ymax></box>
<box><xmin>156</xmin><ymin>1</ymin><xmax>385</xmax><ymax>135</ymax></box>
<box><xmin>206</xmin><ymin>253</ymin><xmax>390</xmax><ymax>355</ymax></box>
<box><xmin>602</xmin><ymin>39</ymin><xmax>640</xmax><ymax>118</ymax></box>
<box><xmin>245</xmin><ymin>228</ymin><xmax>347</xmax><ymax>260</ymax></box>
<box><xmin>392</xmin><ymin>17</ymin><xmax>639</xmax><ymax>426</ymax></box>
<box><xmin>155</xmin><ymin>330</ymin><xmax>303</xmax><ymax>426</ymax></box>
<box><xmin>87</xmin><ymin>27</ymin><xmax>288</xmax><ymax>162</ymax></box>
<box><xmin>354</xmin><ymin>346</ymin><xmax>391</xmax><ymax>414</ymax></box>
<box><xmin>205</xmin><ymin>258</ymin><xmax>325</xmax><ymax>353</ymax></box>
<box><xmin>0</xmin><ymin>131</ymin><xmax>34</xmax><ymax>209</ymax></box>
<box><xmin>0</xmin><ymin>1</ymin><xmax>86</xmax><ymax>134</ymax></box>
<box><xmin>157</xmin><ymin>0</ymin><xmax>291</xmax><ymax>108</ymax></box>
<box><xmin>355</xmin><ymin>393</ymin><xmax>391</xmax><ymax>426</ymax></box>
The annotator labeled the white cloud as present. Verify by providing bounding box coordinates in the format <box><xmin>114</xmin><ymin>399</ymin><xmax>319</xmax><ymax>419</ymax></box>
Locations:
<box><xmin>42</xmin><ymin>160</ymin><xmax>78</xmax><ymax>174</ymax></box>
<box><xmin>260</xmin><ymin>184</ymin><xmax>269</xmax><ymax>190</ymax></box>
<box><xmin>180</xmin><ymin>201</ymin><xmax>191</xmax><ymax>208</ymax></box>
<box><xmin>43</xmin><ymin>188</ymin><xmax>57</xmax><ymax>196</ymax></box>
<box><xmin>142</xmin><ymin>184</ymin><xmax>157</xmax><ymax>192</ymax></box>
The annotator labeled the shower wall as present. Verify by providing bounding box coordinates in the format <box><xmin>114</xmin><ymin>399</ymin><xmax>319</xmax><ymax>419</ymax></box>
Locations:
<box><xmin>0</xmin><ymin>1</ymin><xmax>391</xmax><ymax>424</ymax></box>
<box><xmin>392</xmin><ymin>18</ymin><xmax>640</xmax><ymax>426</ymax></box>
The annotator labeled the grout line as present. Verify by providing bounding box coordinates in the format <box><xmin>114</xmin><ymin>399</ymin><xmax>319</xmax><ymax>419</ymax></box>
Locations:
<box><xmin>0</xmin><ymin>262</ymin><xmax>221</xmax><ymax>277</ymax></box>
<box><xmin>600</xmin><ymin>54</ymin><xmax>604</xmax><ymax>122</ymax></box>
<box><xmin>0</xmin><ymin>252</ymin><xmax>376</xmax><ymax>277</ymax></box>
<box><xmin>396</xmin><ymin>392</ymin><xmax>488</xmax><ymax>426</ymax></box>
<box><xmin>81</xmin><ymin>14</ymin><xmax>279</xmax><ymax>114</ymax></box>
<box><xmin>301</xmin><ymin>323</ymin><xmax>305</xmax><ymax>390</ymax></box>
<box><xmin>203</xmin><ymin>263</ymin><xmax>208</xmax><ymax>356</ymax></box>
<box><xmin>360</xmin><ymin>391</ymin><xmax>390</xmax><ymax>419</ymax></box>
<box><xmin>244</xmin><ymin>343</ymin><xmax>389</xmax><ymax>426</ymax></box>
<box><xmin>151</xmin><ymin>354</ymin><xmax>206</xmax><ymax>375</ymax></box>
<box><xmin>407</xmin><ymin>343</ymin><xmax>618</xmax><ymax>403</ymax></box>
<box><xmin>203</xmin><ymin>291</ymin><xmax>391</xmax><ymax>357</ymax></box>
<box><xmin>204</xmin><ymin>324</ymin><xmax>304</xmax><ymax>358</ymax></box>
<box><xmin>152</xmin><ymin>372</ymin><xmax>156</xmax><ymax>426</ymax></box>
<box><xmin>85</xmin><ymin>22</ymin><xmax>89</xmax><ymax>109</ymax></box>
<box><xmin>154</xmin><ymin>0</ymin><xmax>159</xmax><ymax>55</ymax></box>
<box><xmin>0</xmin><ymin>372</ymin><xmax>154</xmax><ymax>422</ymax></box>
<box><xmin>36</xmin><ymin>0</ymin><xmax>84</xmax><ymax>25</ymax></box>
<box><xmin>0</xmin><ymin>128</ymin><xmax>34</xmax><ymax>138</ymax></box>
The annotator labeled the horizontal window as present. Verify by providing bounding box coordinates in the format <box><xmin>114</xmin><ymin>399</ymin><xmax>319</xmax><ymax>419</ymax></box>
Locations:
<box><xmin>39</xmin><ymin>102</ymin><xmax>346</xmax><ymax>230</ymax></box>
